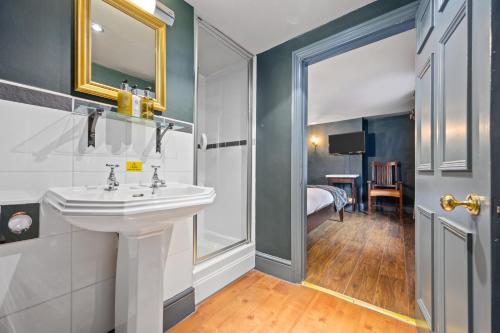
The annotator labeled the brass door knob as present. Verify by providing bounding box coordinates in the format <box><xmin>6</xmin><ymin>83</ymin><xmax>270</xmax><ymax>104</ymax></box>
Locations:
<box><xmin>440</xmin><ymin>193</ymin><xmax>481</xmax><ymax>216</ymax></box>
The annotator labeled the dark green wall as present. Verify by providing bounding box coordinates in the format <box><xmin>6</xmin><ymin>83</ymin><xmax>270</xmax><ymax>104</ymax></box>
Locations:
<box><xmin>307</xmin><ymin>114</ymin><xmax>415</xmax><ymax>211</ymax></box>
<box><xmin>0</xmin><ymin>0</ymin><xmax>194</xmax><ymax>123</ymax></box>
<box><xmin>307</xmin><ymin>119</ymin><xmax>365</xmax><ymax>211</ymax></box>
<box><xmin>0</xmin><ymin>0</ymin><xmax>72</xmax><ymax>94</ymax></box>
<box><xmin>365</xmin><ymin>114</ymin><xmax>415</xmax><ymax>207</ymax></box>
<box><xmin>256</xmin><ymin>0</ymin><xmax>415</xmax><ymax>260</ymax></box>
<box><xmin>159</xmin><ymin>0</ymin><xmax>194</xmax><ymax>122</ymax></box>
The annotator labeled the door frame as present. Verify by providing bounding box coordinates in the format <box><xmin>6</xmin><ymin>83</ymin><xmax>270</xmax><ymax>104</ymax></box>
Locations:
<box><xmin>491</xmin><ymin>0</ymin><xmax>500</xmax><ymax>330</ymax></box>
<box><xmin>289</xmin><ymin>2</ymin><xmax>419</xmax><ymax>283</ymax></box>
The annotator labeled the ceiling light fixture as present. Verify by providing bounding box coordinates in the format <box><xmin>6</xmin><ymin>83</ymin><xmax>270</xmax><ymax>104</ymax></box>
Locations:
<box><xmin>129</xmin><ymin>0</ymin><xmax>156</xmax><ymax>14</ymax></box>
<box><xmin>91</xmin><ymin>22</ymin><xmax>104</xmax><ymax>33</ymax></box>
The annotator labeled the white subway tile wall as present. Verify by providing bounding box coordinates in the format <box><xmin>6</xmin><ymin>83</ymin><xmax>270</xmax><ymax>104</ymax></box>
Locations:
<box><xmin>163</xmin><ymin>249</ymin><xmax>193</xmax><ymax>300</ymax></box>
<box><xmin>0</xmin><ymin>295</ymin><xmax>71</xmax><ymax>333</ymax></box>
<box><xmin>71</xmin><ymin>278</ymin><xmax>115</xmax><ymax>333</ymax></box>
<box><xmin>0</xmin><ymin>233</ymin><xmax>71</xmax><ymax>317</ymax></box>
<box><xmin>0</xmin><ymin>96</ymin><xmax>194</xmax><ymax>332</ymax></box>
<box><xmin>71</xmin><ymin>230</ymin><xmax>118</xmax><ymax>290</ymax></box>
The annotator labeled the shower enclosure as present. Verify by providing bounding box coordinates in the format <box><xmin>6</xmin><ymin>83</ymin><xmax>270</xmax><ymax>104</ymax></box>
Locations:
<box><xmin>194</xmin><ymin>18</ymin><xmax>253</xmax><ymax>263</ymax></box>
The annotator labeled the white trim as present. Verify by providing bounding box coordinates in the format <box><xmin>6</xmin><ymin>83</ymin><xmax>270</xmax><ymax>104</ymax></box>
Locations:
<box><xmin>193</xmin><ymin>243</ymin><xmax>255</xmax><ymax>304</ymax></box>
<box><xmin>251</xmin><ymin>56</ymin><xmax>257</xmax><ymax>245</ymax></box>
<box><xmin>202</xmin><ymin>230</ymin><xmax>240</xmax><ymax>245</ymax></box>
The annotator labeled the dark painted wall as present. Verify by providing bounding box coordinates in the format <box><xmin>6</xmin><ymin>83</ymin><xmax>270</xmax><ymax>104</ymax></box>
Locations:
<box><xmin>256</xmin><ymin>0</ymin><xmax>415</xmax><ymax>260</ymax></box>
<box><xmin>91</xmin><ymin>63</ymin><xmax>154</xmax><ymax>90</ymax></box>
<box><xmin>307</xmin><ymin>118</ymin><xmax>365</xmax><ymax>209</ymax></box>
<box><xmin>0</xmin><ymin>0</ymin><xmax>194</xmax><ymax>123</ymax></box>
<box><xmin>365</xmin><ymin>114</ymin><xmax>415</xmax><ymax>208</ymax></box>
<box><xmin>307</xmin><ymin>114</ymin><xmax>415</xmax><ymax>211</ymax></box>
<box><xmin>0</xmin><ymin>0</ymin><xmax>72</xmax><ymax>94</ymax></box>
<box><xmin>160</xmin><ymin>0</ymin><xmax>194</xmax><ymax>122</ymax></box>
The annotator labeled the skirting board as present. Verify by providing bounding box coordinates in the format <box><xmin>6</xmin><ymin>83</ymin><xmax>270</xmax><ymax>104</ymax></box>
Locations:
<box><xmin>106</xmin><ymin>287</ymin><xmax>195</xmax><ymax>333</ymax></box>
<box><xmin>255</xmin><ymin>251</ymin><xmax>293</xmax><ymax>282</ymax></box>
<box><xmin>163</xmin><ymin>287</ymin><xmax>195</xmax><ymax>331</ymax></box>
<box><xmin>194</xmin><ymin>243</ymin><xmax>255</xmax><ymax>304</ymax></box>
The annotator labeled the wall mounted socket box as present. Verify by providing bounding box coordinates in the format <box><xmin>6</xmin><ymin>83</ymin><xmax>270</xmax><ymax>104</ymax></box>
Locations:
<box><xmin>0</xmin><ymin>203</ymin><xmax>40</xmax><ymax>244</ymax></box>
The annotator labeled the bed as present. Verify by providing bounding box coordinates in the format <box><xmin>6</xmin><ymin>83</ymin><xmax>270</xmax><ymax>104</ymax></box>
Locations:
<box><xmin>307</xmin><ymin>185</ymin><xmax>347</xmax><ymax>232</ymax></box>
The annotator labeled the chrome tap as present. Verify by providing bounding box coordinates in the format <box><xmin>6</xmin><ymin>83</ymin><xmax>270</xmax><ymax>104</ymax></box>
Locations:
<box><xmin>151</xmin><ymin>165</ymin><xmax>166</xmax><ymax>194</ymax></box>
<box><xmin>105</xmin><ymin>164</ymin><xmax>120</xmax><ymax>191</ymax></box>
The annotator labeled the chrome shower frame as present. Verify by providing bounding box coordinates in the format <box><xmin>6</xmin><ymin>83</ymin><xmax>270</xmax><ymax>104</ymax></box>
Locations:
<box><xmin>192</xmin><ymin>16</ymin><xmax>254</xmax><ymax>264</ymax></box>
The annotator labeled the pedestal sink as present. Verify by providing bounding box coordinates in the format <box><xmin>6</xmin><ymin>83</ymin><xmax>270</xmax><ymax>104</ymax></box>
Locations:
<box><xmin>44</xmin><ymin>183</ymin><xmax>215</xmax><ymax>333</ymax></box>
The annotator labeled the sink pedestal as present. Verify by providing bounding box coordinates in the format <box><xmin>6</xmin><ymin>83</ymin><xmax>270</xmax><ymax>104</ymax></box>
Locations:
<box><xmin>115</xmin><ymin>228</ymin><xmax>171</xmax><ymax>333</ymax></box>
<box><xmin>44</xmin><ymin>184</ymin><xmax>215</xmax><ymax>333</ymax></box>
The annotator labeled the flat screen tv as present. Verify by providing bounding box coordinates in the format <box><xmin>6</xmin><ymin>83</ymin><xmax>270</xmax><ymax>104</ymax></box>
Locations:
<box><xmin>328</xmin><ymin>131</ymin><xmax>365</xmax><ymax>155</ymax></box>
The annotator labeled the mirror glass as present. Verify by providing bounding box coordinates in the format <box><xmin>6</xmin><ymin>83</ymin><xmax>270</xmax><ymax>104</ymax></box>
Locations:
<box><xmin>90</xmin><ymin>0</ymin><xmax>156</xmax><ymax>96</ymax></box>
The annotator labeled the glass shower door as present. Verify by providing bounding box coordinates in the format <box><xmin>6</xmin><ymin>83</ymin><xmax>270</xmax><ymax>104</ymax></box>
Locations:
<box><xmin>194</xmin><ymin>19</ymin><xmax>252</xmax><ymax>262</ymax></box>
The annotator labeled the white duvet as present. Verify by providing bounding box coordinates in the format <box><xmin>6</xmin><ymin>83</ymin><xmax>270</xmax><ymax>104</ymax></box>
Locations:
<box><xmin>307</xmin><ymin>187</ymin><xmax>334</xmax><ymax>215</ymax></box>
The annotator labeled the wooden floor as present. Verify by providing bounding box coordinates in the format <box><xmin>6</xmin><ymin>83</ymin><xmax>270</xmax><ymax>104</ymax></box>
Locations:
<box><xmin>168</xmin><ymin>270</ymin><xmax>417</xmax><ymax>333</ymax></box>
<box><xmin>306</xmin><ymin>211</ymin><xmax>415</xmax><ymax>317</ymax></box>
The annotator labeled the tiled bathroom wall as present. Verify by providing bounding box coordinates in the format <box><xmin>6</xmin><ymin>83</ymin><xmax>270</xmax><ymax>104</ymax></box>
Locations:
<box><xmin>0</xmin><ymin>80</ymin><xmax>194</xmax><ymax>333</ymax></box>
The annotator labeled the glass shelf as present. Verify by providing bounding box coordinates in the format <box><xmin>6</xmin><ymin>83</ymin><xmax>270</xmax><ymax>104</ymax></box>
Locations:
<box><xmin>73</xmin><ymin>98</ymin><xmax>191</xmax><ymax>149</ymax></box>
<box><xmin>73</xmin><ymin>99</ymin><xmax>185</xmax><ymax>131</ymax></box>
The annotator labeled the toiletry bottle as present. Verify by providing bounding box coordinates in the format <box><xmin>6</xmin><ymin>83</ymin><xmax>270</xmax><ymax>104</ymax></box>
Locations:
<box><xmin>141</xmin><ymin>87</ymin><xmax>155</xmax><ymax>120</ymax></box>
<box><xmin>117</xmin><ymin>80</ymin><xmax>132</xmax><ymax>116</ymax></box>
<box><xmin>131</xmin><ymin>85</ymin><xmax>141</xmax><ymax>118</ymax></box>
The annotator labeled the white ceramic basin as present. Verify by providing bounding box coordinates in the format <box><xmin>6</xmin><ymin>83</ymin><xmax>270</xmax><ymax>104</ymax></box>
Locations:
<box><xmin>44</xmin><ymin>183</ymin><xmax>215</xmax><ymax>333</ymax></box>
<box><xmin>45</xmin><ymin>183</ymin><xmax>215</xmax><ymax>236</ymax></box>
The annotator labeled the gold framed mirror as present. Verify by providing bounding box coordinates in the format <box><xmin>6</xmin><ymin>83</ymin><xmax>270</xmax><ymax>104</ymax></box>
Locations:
<box><xmin>75</xmin><ymin>0</ymin><xmax>166</xmax><ymax>112</ymax></box>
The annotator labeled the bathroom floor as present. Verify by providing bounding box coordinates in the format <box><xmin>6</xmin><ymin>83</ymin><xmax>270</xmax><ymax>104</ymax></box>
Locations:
<box><xmin>306</xmin><ymin>211</ymin><xmax>415</xmax><ymax>317</ymax></box>
<box><xmin>167</xmin><ymin>270</ymin><xmax>416</xmax><ymax>333</ymax></box>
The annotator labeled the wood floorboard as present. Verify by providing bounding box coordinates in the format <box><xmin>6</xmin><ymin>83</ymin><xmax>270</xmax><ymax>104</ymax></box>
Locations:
<box><xmin>318</xmin><ymin>239</ymin><xmax>365</xmax><ymax>293</ymax></box>
<box><xmin>379</xmin><ymin>234</ymin><xmax>407</xmax><ymax>280</ymax></box>
<box><xmin>403</xmin><ymin>222</ymin><xmax>416</xmax><ymax>315</ymax></box>
<box><xmin>312</xmin><ymin>218</ymin><xmax>373</xmax><ymax>293</ymax></box>
<box><xmin>206</xmin><ymin>274</ymin><xmax>282</xmax><ymax>331</ymax></box>
<box><xmin>168</xmin><ymin>271</ymin><xmax>417</xmax><ymax>333</ymax></box>
<box><xmin>307</xmin><ymin>222</ymin><xmax>354</xmax><ymax>284</ymax></box>
<box><xmin>306</xmin><ymin>211</ymin><xmax>415</xmax><ymax>317</ymax></box>
<box><xmin>344</xmin><ymin>225</ymin><xmax>386</xmax><ymax>302</ymax></box>
<box><xmin>344</xmin><ymin>257</ymin><xmax>382</xmax><ymax>303</ymax></box>
<box><xmin>373</xmin><ymin>274</ymin><xmax>409</xmax><ymax>316</ymax></box>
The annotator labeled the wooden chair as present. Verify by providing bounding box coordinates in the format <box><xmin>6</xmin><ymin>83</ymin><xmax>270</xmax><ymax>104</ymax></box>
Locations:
<box><xmin>367</xmin><ymin>161</ymin><xmax>403</xmax><ymax>220</ymax></box>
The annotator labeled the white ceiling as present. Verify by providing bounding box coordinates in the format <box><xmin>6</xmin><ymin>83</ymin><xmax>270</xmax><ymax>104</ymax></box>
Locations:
<box><xmin>186</xmin><ymin>0</ymin><xmax>375</xmax><ymax>54</ymax></box>
<box><xmin>308</xmin><ymin>29</ymin><xmax>416</xmax><ymax>125</ymax></box>
<box><xmin>91</xmin><ymin>0</ymin><xmax>156</xmax><ymax>82</ymax></box>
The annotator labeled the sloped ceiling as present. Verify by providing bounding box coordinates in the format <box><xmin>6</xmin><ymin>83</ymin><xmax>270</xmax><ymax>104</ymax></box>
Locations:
<box><xmin>308</xmin><ymin>29</ymin><xmax>416</xmax><ymax>125</ymax></box>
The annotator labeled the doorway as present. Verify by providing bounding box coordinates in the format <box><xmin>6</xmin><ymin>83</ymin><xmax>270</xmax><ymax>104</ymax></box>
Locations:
<box><xmin>291</xmin><ymin>1</ymin><xmax>494</xmax><ymax>332</ymax></box>
<box><xmin>304</xmin><ymin>28</ymin><xmax>416</xmax><ymax>318</ymax></box>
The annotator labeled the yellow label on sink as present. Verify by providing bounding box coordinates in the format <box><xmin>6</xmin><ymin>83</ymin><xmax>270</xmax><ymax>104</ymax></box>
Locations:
<box><xmin>126</xmin><ymin>161</ymin><xmax>143</xmax><ymax>172</ymax></box>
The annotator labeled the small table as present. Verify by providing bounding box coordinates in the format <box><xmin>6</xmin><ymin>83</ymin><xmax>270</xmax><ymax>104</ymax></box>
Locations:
<box><xmin>325</xmin><ymin>174</ymin><xmax>360</xmax><ymax>212</ymax></box>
